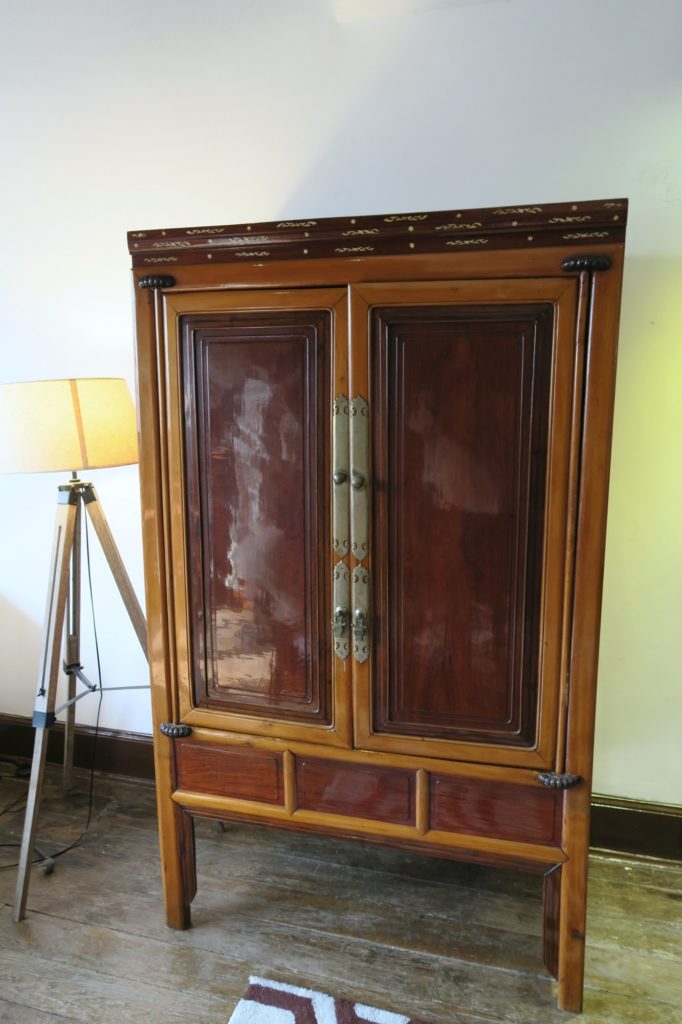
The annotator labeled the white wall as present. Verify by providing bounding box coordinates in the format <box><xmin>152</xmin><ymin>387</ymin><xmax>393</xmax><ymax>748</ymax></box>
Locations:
<box><xmin>1</xmin><ymin>0</ymin><xmax>680</xmax><ymax>803</ymax></box>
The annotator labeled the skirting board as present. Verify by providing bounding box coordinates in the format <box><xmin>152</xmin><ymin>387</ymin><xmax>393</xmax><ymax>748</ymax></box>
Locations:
<box><xmin>1</xmin><ymin>712</ymin><xmax>680</xmax><ymax>861</ymax></box>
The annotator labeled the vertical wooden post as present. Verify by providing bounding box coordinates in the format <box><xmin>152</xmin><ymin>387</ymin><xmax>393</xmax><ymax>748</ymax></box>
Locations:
<box><xmin>62</xmin><ymin>496</ymin><xmax>81</xmax><ymax>793</ymax></box>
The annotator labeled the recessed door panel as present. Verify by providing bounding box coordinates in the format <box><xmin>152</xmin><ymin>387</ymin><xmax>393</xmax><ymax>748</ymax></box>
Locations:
<box><xmin>184</xmin><ymin>314</ymin><xmax>328</xmax><ymax>719</ymax></box>
<box><xmin>376</xmin><ymin>305</ymin><xmax>551</xmax><ymax>743</ymax></box>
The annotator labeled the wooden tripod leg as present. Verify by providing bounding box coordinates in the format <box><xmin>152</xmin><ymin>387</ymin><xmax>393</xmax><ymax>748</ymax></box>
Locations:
<box><xmin>63</xmin><ymin>504</ymin><xmax>81</xmax><ymax>793</ymax></box>
<box><xmin>83</xmin><ymin>485</ymin><xmax>147</xmax><ymax>657</ymax></box>
<box><xmin>14</xmin><ymin>488</ymin><xmax>78</xmax><ymax>923</ymax></box>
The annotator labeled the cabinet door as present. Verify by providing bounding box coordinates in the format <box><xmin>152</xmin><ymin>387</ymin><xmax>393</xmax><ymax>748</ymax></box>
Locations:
<box><xmin>350</xmin><ymin>279</ymin><xmax>579</xmax><ymax>768</ymax></box>
<box><xmin>161</xmin><ymin>288</ymin><xmax>351</xmax><ymax>747</ymax></box>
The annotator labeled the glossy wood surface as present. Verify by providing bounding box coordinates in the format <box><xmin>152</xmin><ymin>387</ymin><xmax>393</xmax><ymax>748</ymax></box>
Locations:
<box><xmin>176</xmin><ymin>740</ymin><xmax>284</xmax><ymax>804</ymax></box>
<box><xmin>296</xmin><ymin>758</ymin><xmax>415</xmax><ymax>825</ymax></box>
<box><xmin>372</xmin><ymin>304</ymin><xmax>553</xmax><ymax>747</ymax></box>
<box><xmin>554</xmin><ymin>254</ymin><xmax>625</xmax><ymax>1010</ymax></box>
<box><xmin>430</xmin><ymin>776</ymin><xmax>561</xmax><ymax>845</ymax></box>
<box><xmin>182</xmin><ymin>310</ymin><xmax>331</xmax><ymax>723</ymax></box>
<box><xmin>350</xmin><ymin>278</ymin><xmax>578</xmax><ymax>769</ymax></box>
<box><xmin>129</xmin><ymin>208</ymin><xmax>627</xmax><ymax>1013</ymax></box>
<box><xmin>127</xmin><ymin>197</ymin><xmax>628</xmax><ymax>267</ymax></box>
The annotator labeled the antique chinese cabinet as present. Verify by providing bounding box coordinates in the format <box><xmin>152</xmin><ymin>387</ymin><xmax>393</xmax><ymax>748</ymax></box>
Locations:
<box><xmin>128</xmin><ymin>198</ymin><xmax>627</xmax><ymax>1012</ymax></box>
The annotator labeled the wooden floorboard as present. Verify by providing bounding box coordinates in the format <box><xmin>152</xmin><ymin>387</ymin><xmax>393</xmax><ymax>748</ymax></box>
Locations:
<box><xmin>0</xmin><ymin>768</ymin><xmax>680</xmax><ymax>1023</ymax></box>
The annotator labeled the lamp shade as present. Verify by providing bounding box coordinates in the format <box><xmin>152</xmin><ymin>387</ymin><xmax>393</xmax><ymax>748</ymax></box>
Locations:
<box><xmin>0</xmin><ymin>378</ymin><xmax>138</xmax><ymax>474</ymax></box>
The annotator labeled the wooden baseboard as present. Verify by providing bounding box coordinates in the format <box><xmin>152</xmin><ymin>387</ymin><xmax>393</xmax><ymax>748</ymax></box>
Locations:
<box><xmin>590</xmin><ymin>794</ymin><xmax>682</xmax><ymax>862</ymax></box>
<box><xmin>1</xmin><ymin>713</ymin><xmax>680</xmax><ymax>860</ymax></box>
<box><xmin>0</xmin><ymin>712</ymin><xmax>155</xmax><ymax>782</ymax></box>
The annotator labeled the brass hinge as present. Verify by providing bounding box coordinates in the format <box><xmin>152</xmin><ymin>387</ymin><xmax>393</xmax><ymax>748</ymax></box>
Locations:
<box><xmin>160</xmin><ymin>722</ymin><xmax>192</xmax><ymax>738</ymax></box>
<box><xmin>139</xmin><ymin>274</ymin><xmax>176</xmax><ymax>289</ymax></box>
<box><xmin>538</xmin><ymin>772</ymin><xmax>581</xmax><ymax>789</ymax></box>
<box><xmin>560</xmin><ymin>255</ymin><xmax>611</xmax><ymax>273</ymax></box>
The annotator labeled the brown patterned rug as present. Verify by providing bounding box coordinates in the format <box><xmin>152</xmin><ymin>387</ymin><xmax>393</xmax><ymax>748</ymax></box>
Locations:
<box><xmin>228</xmin><ymin>977</ymin><xmax>432</xmax><ymax>1023</ymax></box>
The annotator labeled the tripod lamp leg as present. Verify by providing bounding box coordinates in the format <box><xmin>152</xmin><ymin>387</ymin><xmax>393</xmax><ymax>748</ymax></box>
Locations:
<box><xmin>13</xmin><ymin>489</ymin><xmax>77</xmax><ymax>923</ymax></box>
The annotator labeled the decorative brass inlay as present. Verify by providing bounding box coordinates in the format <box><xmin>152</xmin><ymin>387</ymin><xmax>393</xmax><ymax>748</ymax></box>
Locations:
<box><xmin>151</xmin><ymin>240</ymin><xmax>192</xmax><ymax>248</ymax></box>
<box><xmin>603</xmin><ymin>201</ymin><xmax>625</xmax><ymax>208</ymax></box>
<box><xmin>277</xmin><ymin>220</ymin><xmax>317</xmax><ymax>228</ymax></box>
<box><xmin>210</xmin><ymin>235</ymin><xmax>271</xmax><ymax>246</ymax></box>
<box><xmin>185</xmin><ymin>227</ymin><xmax>226</xmax><ymax>235</ymax></box>
<box><xmin>335</xmin><ymin>246</ymin><xmax>375</xmax><ymax>254</ymax></box>
<box><xmin>549</xmin><ymin>216</ymin><xmax>592</xmax><ymax>224</ymax></box>
<box><xmin>493</xmin><ymin>206</ymin><xmax>543</xmax><ymax>215</ymax></box>
<box><xmin>233</xmin><ymin>250</ymin><xmax>271</xmax><ymax>257</ymax></box>
<box><xmin>130</xmin><ymin>232</ymin><xmax>147</xmax><ymax>238</ymax></box>
<box><xmin>341</xmin><ymin>229</ymin><xmax>380</xmax><ymax>236</ymax></box>
<box><xmin>383</xmin><ymin>214</ymin><xmax>428</xmax><ymax>223</ymax></box>
<box><xmin>143</xmin><ymin>256</ymin><xmax>179</xmax><ymax>263</ymax></box>
<box><xmin>445</xmin><ymin>238</ymin><xmax>489</xmax><ymax>247</ymax></box>
<box><xmin>435</xmin><ymin>221</ymin><xmax>482</xmax><ymax>231</ymax></box>
<box><xmin>563</xmin><ymin>231</ymin><xmax>609</xmax><ymax>240</ymax></box>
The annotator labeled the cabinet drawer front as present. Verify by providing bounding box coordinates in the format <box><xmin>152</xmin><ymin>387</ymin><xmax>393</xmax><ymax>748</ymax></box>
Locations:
<box><xmin>296</xmin><ymin>758</ymin><xmax>416</xmax><ymax>825</ymax></box>
<box><xmin>176</xmin><ymin>741</ymin><xmax>284</xmax><ymax>805</ymax></box>
<box><xmin>430</xmin><ymin>775</ymin><xmax>561</xmax><ymax>845</ymax></box>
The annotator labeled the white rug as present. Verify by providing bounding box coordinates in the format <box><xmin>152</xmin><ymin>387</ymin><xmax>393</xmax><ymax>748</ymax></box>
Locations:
<box><xmin>228</xmin><ymin>976</ymin><xmax>432</xmax><ymax>1023</ymax></box>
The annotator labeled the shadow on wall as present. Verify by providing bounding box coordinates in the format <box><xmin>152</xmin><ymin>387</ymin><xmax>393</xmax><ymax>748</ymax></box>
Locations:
<box><xmin>0</xmin><ymin>594</ymin><xmax>42</xmax><ymax>717</ymax></box>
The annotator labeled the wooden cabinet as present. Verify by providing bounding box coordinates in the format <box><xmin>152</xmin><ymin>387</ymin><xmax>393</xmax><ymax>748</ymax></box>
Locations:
<box><xmin>128</xmin><ymin>199</ymin><xmax>627</xmax><ymax>1012</ymax></box>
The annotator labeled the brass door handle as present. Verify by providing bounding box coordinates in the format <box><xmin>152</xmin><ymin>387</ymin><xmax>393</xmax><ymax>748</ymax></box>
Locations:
<box><xmin>332</xmin><ymin>396</ymin><xmax>350</xmax><ymax>557</ymax></box>
<box><xmin>351</xmin><ymin>565</ymin><xmax>369</xmax><ymax>663</ymax></box>
<box><xmin>352</xmin><ymin>608</ymin><xmax>367</xmax><ymax>639</ymax></box>
<box><xmin>350</xmin><ymin>396</ymin><xmax>369</xmax><ymax>561</ymax></box>
<box><xmin>332</xmin><ymin>563</ymin><xmax>350</xmax><ymax>660</ymax></box>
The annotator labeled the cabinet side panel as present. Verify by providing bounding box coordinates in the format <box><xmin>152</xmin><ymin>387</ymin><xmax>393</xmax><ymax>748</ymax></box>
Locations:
<box><xmin>183</xmin><ymin>311</ymin><xmax>331</xmax><ymax>724</ymax></box>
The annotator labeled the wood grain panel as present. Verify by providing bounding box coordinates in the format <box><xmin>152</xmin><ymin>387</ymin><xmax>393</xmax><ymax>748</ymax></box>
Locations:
<box><xmin>372</xmin><ymin>304</ymin><xmax>553</xmax><ymax>746</ymax></box>
<box><xmin>182</xmin><ymin>310</ymin><xmax>331</xmax><ymax>724</ymax></box>
<box><xmin>295</xmin><ymin>758</ymin><xmax>415</xmax><ymax>826</ymax></box>
<box><xmin>429</xmin><ymin>775</ymin><xmax>561</xmax><ymax>845</ymax></box>
<box><xmin>176</xmin><ymin>741</ymin><xmax>283</xmax><ymax>805</ymax></box>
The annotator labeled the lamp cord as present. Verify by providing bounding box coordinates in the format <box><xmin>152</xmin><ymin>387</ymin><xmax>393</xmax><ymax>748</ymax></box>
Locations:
<box><xmin>0</xmin><ymin>508</ymin><xmax>104</xmax><ymax>867</ymax></box>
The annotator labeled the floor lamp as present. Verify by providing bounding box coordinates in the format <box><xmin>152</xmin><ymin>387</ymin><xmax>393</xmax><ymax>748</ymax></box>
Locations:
<box><xmin>0</xmin><ymin>378</ymin><xmax>148</xmax><ymax>922</ymax></box>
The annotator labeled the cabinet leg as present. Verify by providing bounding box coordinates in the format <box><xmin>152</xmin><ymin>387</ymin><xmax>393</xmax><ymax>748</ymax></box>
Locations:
<box><xmin>178</xmin><ymin>809</ymin><xmax>197</xmax><ymax>916</ymax></box>
<box><xmin>158</xmin><ymin>800</ymin><xmax>196</xmax><ymax>930</ymax></box>
<box><xmin>542</xmin><ymin>863</ymin><xmax>561</xmax><ymax>981</ymax></box>
<box><xmin>543</xmin><ymin>858</ymin><xmax>588</xmax><ymax>1012</ymax></box>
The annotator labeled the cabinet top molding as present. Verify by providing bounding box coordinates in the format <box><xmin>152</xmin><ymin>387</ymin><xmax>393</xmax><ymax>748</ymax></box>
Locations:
<box><xmin>127</xmin><ymin>198</ymin><xmax>627</xmax><ymax>268</ymax></box>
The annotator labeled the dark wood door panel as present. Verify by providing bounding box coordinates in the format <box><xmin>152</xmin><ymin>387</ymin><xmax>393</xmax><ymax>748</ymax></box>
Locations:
<box><xmin>182</xmin><ymin>310</ymin><xmax>331</xmax><ymax>724</ymax></box>
<box><xmin>371</xmin><ymin>304</ymin><xmax>553</xmax><ymax>747</ymax></box>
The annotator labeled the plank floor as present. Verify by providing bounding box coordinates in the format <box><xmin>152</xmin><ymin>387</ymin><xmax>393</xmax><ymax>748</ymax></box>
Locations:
<box><xmin>0</xmin><ymin>766</ymin><xmax>680</xmax><ymax>1023</ymax></box>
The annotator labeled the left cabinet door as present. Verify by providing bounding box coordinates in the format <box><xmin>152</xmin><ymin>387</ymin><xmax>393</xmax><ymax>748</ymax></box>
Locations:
<box><xmin>160</xmin><ymin>287</ymin><xmax>351</xmax><ymax>747</ymax></box>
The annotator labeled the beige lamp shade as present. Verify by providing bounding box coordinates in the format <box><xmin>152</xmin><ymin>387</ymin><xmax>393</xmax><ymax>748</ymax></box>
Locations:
<box><xmin>0</xmin><ymin>378</ymin><xmax>138</xmax><ymax>474</ymax></box>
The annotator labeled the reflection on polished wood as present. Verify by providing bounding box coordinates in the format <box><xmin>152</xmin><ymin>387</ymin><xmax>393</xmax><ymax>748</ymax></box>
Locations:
<box><xmin>372</xmin><ymin>304</ymin><xmax>553</xmax><ymax>747</ymax></box>
<box><xmin>129</xmin><ymin>202</ymin><xmax>627</xmax><ymax>1012</ymax></box>
<box><xmin>183</xmin><ymin>312</ymin><xmax>332</xmax><ymax>724</ymax></box>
